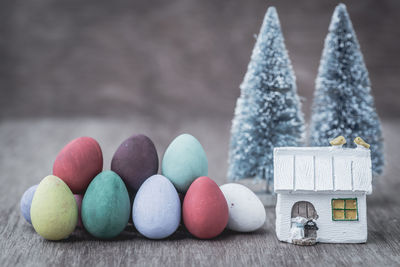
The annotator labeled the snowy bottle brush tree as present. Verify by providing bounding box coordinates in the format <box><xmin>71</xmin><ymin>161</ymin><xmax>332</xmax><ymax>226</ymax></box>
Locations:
<box><xmin>310</xmin><ymin>3</ymin><xmax>384</xmax><ymax>175</ymax></box>
<box><xmin>228</xmin><ymin>7</ymin><xmax>304</xmax><ymax>191</ymax></box>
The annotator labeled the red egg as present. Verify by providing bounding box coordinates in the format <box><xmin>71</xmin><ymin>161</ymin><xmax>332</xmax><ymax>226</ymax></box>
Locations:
<box><xmin>53</xmin><ymin>137</ymin><xmax>103</xmax><ymax>193</ymax></box>
<box><xmin>183</xmin><ymin>176</ymin><xmax>228</xmax><ymax>239</ymax></box>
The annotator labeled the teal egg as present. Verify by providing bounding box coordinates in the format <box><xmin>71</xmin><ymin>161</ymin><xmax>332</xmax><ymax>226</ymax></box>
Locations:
<box><xmin>162</xmin><ymin>134</ymin><xmax>208</xmax><ymax>193</ymax></box>
<box><xmin>81</xmin><ymin>170</ymin><xmax>130</xmax><ymax>239</ymax></box>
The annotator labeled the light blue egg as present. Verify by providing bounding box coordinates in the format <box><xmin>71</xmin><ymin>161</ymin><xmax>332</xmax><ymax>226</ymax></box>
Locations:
<box><xmin>161</xmin><ymin>134</ymin><xmax>208</xmax><ymax>193</ymax></box>
<box><xmin>133</xmin><ymin>174</ymin><xmax>181</xmax><ymax>239</ymax></box>
<box><xmin>20</xmin><ymin>185</ymin><xmax>38</xmax><ymax>224</ymax></box>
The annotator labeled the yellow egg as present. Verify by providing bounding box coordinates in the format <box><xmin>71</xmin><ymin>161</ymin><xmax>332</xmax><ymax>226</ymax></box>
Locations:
<box><xmin>31</xmin><ymin>175</ymin><xmax>78</xmax><ymax>240</ymax></box>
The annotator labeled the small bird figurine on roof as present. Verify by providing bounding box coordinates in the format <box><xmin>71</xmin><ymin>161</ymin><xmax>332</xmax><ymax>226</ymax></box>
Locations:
<box><xmin>329</xmin><ymin>135</ymin><xmax>346</xmax><ymax>147</ymax></box>
<box><xmin>354</xmin><ymin>137</ymin><xmax>370</xmax><ymax>149</ymax></box>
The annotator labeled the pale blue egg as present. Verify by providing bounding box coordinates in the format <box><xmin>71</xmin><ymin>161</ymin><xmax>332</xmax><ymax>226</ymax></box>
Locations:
<box><xmin>133</xmin><ymin>175</ymin><xmax>181</xmax><ymax>239</ymax></box>
<box><xmin>20</xmin><ymin>184</ymin><xmax>38</xmax><ymax>224</ymax></box>
<box><xmin>161</xmin><ymin>134</ymin><xmax>208</xmax><ymax>193</ymax></box>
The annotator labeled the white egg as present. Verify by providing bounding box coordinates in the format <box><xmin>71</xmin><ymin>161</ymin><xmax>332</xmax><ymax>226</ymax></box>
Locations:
<box><xmin>220</xmin><ymin>183</ymin><xmax>266</xmax><ymax>232</ymax></box>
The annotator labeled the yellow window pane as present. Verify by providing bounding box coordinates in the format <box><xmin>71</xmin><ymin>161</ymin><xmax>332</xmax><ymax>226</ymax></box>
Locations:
<box><xmin>333</xmin><ymin>210</ymin><xmax>345</xmax><ymax>220</ymax></box>
<box><xmin>346</xmin><ymin>199</ymin><xmax>357</xmax><ymax>209</ymax></box>
<box><xmin>332</xmin><ymin>199</ymin><xmax>344</xmax><ymax>209</ymax></box>
<box><xmin>346</xmin><ymin>210</ymin><xmax>358</xmax><ymax>220</ymax></box>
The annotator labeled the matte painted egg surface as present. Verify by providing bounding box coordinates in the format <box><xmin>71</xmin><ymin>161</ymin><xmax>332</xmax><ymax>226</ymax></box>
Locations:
<box><xmin>133</xmin><ymin>175</ymin><xmax>181</xmax><ymax>239</ymax></box>
<box><xmin>20</xmin><ymin>184</ymin><xmax>38</xmax><ymax>224</ymax></box>
<box><xmin>81</xmin><ymin>170</ymin><xmax>130</xmax><ymax>239</ymax></box>
<box><xmin>220</xmin><ymin>183</ymin><xmax>266</xmax><ymax>232</ymax></box>
<box><xmin>162</xmin><ymin>134</ymin><xmax>208</xmax><ymax>193</ymax></box>
<box><xmin>53</xmin><ymin>136</ymin><xmax>103</xmax><ymax>193</ymax></box>
<box><xmin>183</xmin><ymin>176</ymin><xmax>228</xmax><ymax>239</ymax></box>
<box><xmin>111</xmin><ymin>134</ymin><xmax>158</xmax><ymax>192</ymax></box>
<box><xmin>31</xmin><ymin>175</ymin><xmax>78</xmax><ymax>240</ymax></box>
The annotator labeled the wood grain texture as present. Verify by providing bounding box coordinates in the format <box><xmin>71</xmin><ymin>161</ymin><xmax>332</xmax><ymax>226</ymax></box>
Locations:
<box><xmin>333</xmin><ymin>156</ymin><xmax>353</xmax><ymax>191</ymax></box>
<box><xmin>295</xmin><ymin>155</ymin><xmax>314</xmax><ymax>191</ymax></box>
<box><xmin>0</xmin><ymin>118</ymin><xmax>400</xmax><ymax>266</ymax></box>
<box><xmin>353</xmin><ymin>154</ymin><xmax>373</xmax><ymax>193</ymax></box>
<box><xmin>315</xmin><ymin>156</ymin><xmax>333</xmax><ymax>191</ymax></box>
<box><xmin>275</xmin><ymin>147</ymin><xmax>371</xmax><ymax>193</ymax></box>
<box><xmin>273</xmin><ymin>154</ymin><xmax>294</xmax><ymax>191</ymax></box>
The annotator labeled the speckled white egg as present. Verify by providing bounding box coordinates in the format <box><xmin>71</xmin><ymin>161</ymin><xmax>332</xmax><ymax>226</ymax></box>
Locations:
<box><xmin>220</xmin><ymin>183</ymin><xmax>266</xmax><ymax>232</ymax></box>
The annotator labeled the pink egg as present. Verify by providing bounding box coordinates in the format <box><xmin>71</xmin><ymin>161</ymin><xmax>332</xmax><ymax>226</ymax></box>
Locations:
<box><xmin>183</xmin><ymin>176</ymin><xmax>228</xmax><ymax>239</ymax></box>
<box><xmin>53</xmin><ymin>137</ymin><xmax>103</xmax><ymax>193</ymax></box>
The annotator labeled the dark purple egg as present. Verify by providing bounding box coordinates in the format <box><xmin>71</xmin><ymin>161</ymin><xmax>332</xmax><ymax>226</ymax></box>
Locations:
<box><xmin>111</xmin><ymin>134</ymin><xmax>158</xmax><ymax>192</ymax></box>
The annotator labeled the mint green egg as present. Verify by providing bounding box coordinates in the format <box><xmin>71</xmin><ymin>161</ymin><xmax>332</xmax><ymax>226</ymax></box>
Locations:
<box><xmin>31</xmin><ymin>175</ymin><xmax>78</xmax><ymax>240</ymax></box>
<box><xmin>162</xmin><ymin>134</ymin><xmax>208</xmax><ymax>193</ymax></box>
<box><xmin>81</xmin><ymin>170</ymin><xmax>130</xmax><ymax>239</ymax></box>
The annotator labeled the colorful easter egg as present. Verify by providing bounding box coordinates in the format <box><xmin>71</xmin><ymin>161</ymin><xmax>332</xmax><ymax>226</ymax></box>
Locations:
<box><xmin>162</xmin><ymin>134</ymin><xmax>208</xmax><ymax>193</ymax></box>
<box><xmin>183</xmin><ymin>176</ymin><xmax>228</xmax><ymax>239</ymax></box>
<box><xmin>53</xmin><ymin>136</ymin><xmax>103</xmax><ymax>193</ymax></box>
<box><xmin>30</xmin><ymin>175</ymin><xmax>78</xmax><ymax>240</ymax></box>
<box><xmin>133</xmin><ymin>175</ymin><xmax>180</xmax><ymax>239</ymax></box>
<box><xmin>111</xmin><ymin>134</ymin><xmax>158</xmax><ymax>192</ymax></box>
<box><xmin>74</xmin><ymin>194</ymin><xmax>83</xmax><ymax>228</ymax></box>
<box><xmin>220</xmin><ymin>183</ymin><xmax>266</xmax><ymax>232</ymax></box>
<box><xmin>81</xmin><ymin>171</ymin><xmax>130</xmax><ymax>239</ymax></box>
<box><xmin>20</xmin><ymin>184</ymin><xmax>38</xmax><ymax>224</ymax></box>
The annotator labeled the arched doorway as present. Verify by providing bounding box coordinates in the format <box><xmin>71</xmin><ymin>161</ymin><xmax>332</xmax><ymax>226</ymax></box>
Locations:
<box><xmin>291</xmin><ymin>201</ymin><xmax>318</xmax><ymax>220</ymax></box>
<box><xmin>291</xmin><ymin>201</ymin><xmax>318</xmax><ymax>243</ymax></box>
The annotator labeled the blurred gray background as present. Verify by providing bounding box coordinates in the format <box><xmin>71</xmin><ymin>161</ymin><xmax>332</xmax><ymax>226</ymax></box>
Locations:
<box><xmin>0</xmin><ymin>0</ymin><xmax>399</xmax><ymax>121</ymax></box>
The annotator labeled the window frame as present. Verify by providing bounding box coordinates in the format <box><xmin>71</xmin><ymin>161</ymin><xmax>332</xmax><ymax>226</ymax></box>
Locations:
<box><xmin>331</xmin><ymin>198</ymin><xmax>359</xmax><ymax>221</ymax></box>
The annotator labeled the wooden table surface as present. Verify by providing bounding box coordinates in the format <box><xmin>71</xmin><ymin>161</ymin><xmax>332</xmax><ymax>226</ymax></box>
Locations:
<box><xmin>1</xmin><ymin>118</ymin><xmax>399</xmax><ymax>266</ymax></box>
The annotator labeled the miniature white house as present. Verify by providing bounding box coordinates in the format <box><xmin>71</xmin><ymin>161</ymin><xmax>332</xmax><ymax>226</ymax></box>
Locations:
<box><xmin>274</xmin><ymin>142</ymin><xmax>372</xmax><ymax>245</ymax></box>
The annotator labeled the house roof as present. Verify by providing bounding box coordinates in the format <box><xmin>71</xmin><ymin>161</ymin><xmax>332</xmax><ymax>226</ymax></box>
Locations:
<box><xmin>273</xmin><ymin>147</ymin><xmax>372</xmax><ymax>194</ymax></box>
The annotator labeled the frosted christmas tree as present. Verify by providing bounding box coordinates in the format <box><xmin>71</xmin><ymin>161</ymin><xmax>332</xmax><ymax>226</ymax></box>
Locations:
<box><xmin>228</xmin><ymin>7</ymin><xmax>304</xmax><ymax>191</ymax></box>
<box><xmin>310</xmin><ymin>3</ymin><xmax>384</xmax><ymax>175</ymax></box>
